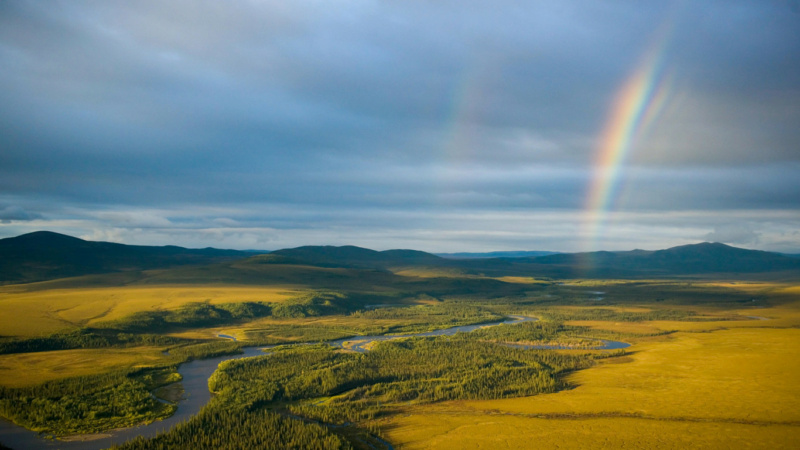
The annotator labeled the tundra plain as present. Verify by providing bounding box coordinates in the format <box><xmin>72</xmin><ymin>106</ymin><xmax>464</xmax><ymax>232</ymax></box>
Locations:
<box><xmin>0</xmin><ymin>249</ymin><xmax>799</xmax><ymax>448</ymax></box>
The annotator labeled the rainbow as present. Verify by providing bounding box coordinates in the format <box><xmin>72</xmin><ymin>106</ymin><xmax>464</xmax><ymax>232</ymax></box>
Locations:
<box><xmin>582</xmin><ymin>22</ymin><xmax>674</xmax><ymax>252</ymax></box>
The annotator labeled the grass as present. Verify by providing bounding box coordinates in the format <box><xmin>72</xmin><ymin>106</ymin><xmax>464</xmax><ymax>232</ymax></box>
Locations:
<box><xmin>168</xmin><ymin>301</ymin><xmax>499</xmax><ymax>343</ymax></box>
<box><xmin>564</xmin><ymin>320</ymin><xmax>671</xmax><ymax>336</ymax></box>
<box><xmin>384</xmin><ymin>415</ymin><xmax>800</xmax><ymax>449</ymax></box>
<box><xmin>1</xmin><ymin>274</ymin><xmax>798</xmax><ymax>446</ymax></box>
<box><xmin>494</xmin><ymin>276</ymin><xmax>552</xmax><ymax>285</ymax></box>
<box><xmin>536</xmin><ymin>279</ymin><xmax>773</xmax><ymax>307</ymax></box>
<box><xmin>0</xmin><ymin>285</ymin><xmax>296</xmax><ymax>337</ymax></box>
<box><xmin>0</xmin><ymin>346</ymin><xmax>172</xmax><ymax>388</ymax></box>
<box><xmin>380</xmin><ymin>299</ymin><xmax>800</xmax><ymax>449</ymax></box>
<box><xmin>173</xmin><ymin>314</ymin><xmax>415</xmax><ymax>342</ymax></box>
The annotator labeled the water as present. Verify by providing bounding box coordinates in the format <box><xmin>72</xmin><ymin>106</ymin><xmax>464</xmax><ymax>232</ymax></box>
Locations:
<box><xmin>328</xmin><ymin>315</ymin><xmax>536</xmax><ymax>353</ymax></box>
<box><xmin>0</xmin><ymin>347</ymin><xmax>270</xmax><ymax>450</ymax></box>
<box><xmin>0</xmin><ymin>316</ymin><xmax>629</xmax><ymax>449</ymax></box>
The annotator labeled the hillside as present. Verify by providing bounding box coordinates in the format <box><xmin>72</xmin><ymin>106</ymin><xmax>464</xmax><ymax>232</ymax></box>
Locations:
<box><xmin>437</xmin><ymin>251</ymin><xmax>559</xmax><ymax>259</ymax></box>
<box><xmin>2</xmin><ymin>232</ymin><xmax>798</xmax><ymax>287</ymax></box>
<box><xmin>523</xmin><ymin>242</ymin><xmax>800</xmax><ymax>276</ymax></box>
<box><xmin>0</xmin><ymin>231</ymin><xmax>255</xmax><ymax>285</ymax></box>
<box><xmin>268</xmin><ymin>245</ymin><xmax>444</xmax><ymax>269</ymax></box>
<box><xmin>210</xmin><ymin>242</ymin><xmax>800</xmax><ymax>280</ymax></box>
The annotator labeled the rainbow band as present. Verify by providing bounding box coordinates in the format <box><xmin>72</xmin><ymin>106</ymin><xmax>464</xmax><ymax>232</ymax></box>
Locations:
<box><xmin>583</xmin><ymin>21</ymin><xmax>674</xmax><ymax>251</ymax></box>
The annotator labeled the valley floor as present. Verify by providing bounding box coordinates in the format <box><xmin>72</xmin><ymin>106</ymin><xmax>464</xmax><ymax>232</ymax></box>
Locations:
<box><xmin>1</xmin><ymin>277</ymin><xmax>799</xmax><ymax>448</ymax></box>
<box><xmin>381</xmin><ymin>302</ymin><xmax>800</xmax><ymax>449</ymax></box>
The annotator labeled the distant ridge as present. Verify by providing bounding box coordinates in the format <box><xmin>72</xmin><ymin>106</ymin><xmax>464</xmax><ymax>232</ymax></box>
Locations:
<box><xmin>258</xmin><ymin>242</ymin><xmax>800</xmax><ymax>277</ymax></box>
<box><xmin>0</xmin><ymin>231</ymin><xmax>255</xmax><ymax>285</ymax></box>
<box><xmin>437</xmin><ymin>251</ymin><xmax>559</xmax><ymax>259</ymax></box>
<box><xmin>2</xmin><ymin>232</ymin><xmax>797</xmax><ymax>285</ymax></box>
<box><xmin>268</xmin><ymin>245</ymin><xmax>444</xmax><ymax>269</ymax></box>
<box><xmin>525</xmin><ymin>242</ymin><xmax>800</xmax><ymax>275</ymax></box>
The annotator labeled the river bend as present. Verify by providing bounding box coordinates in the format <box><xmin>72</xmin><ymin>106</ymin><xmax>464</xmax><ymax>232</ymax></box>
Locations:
<box><xmin>0</xmin><ymin>316</ymin><xmax>629</xmax><ymax>449</ymax></box>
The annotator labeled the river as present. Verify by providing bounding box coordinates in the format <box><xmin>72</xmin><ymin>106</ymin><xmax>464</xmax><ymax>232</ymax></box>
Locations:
<box><xmin>0</xmin><ymin>316</ymin><xmax>629</xmax><ymax>449</ymax></box>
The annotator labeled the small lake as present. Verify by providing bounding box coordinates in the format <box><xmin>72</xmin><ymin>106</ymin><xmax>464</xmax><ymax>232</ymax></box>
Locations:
<box><xmin>0</xmin><ymin>316</ymin><xmax>629</xmax><ymax>449</ymax></box>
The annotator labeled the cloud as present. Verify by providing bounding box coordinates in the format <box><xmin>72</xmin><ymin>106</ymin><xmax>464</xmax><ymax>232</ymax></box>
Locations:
<box><xmin>81</xmin><ymin>228</ymin><xmax>126</xmax><ymax>244</ymax></box>
<box><xmin>0</xmin><ymin>1</ymin><xmax>797</xmax><ymax>252</ymax></box>
<box><xmin>93</xmin><ymin>211</ymin><xmax>172</xmax><ymax>228</ymax></box>
<box><xmin>0</xmin><ymin>205</ymin><xmax>42</xmax><ymax>223</ymax></box>
<box><xmin>704</xmin><ymin>224</ymin><xmax>761</xmax><ymax>246</ymax></box>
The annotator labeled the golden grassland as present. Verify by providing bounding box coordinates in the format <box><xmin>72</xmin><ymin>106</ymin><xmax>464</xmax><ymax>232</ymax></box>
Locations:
<box><xmin>565</xmin><ymin>320</ymin><xmax>671</xmax><ymax>336</ymax></box>
<box><xmin>380</xmin><ymin>299</ymin><xmax>800</xmax><ymax>448</ymax></box>
<box><xmin>391</xmin><ymin>267</ymin><xmax>551</xmax><ymax>283</ymax></box>
<box><xmin>494</xmin><ymin>276</ymin><xmax>552</xmax><ymax>285</ymax></box>
<box><xmin>0</xmin><ymin>346</ymin><xmax>172</xmax><ymax>388</ymax></box>
<box><xmin>2</xmin><ymin>275</ymin><xmax>799</xmax><ymax>448</ymax></box>
<box><xmin>386</xmin><ymin>415</ymin><xmax>799</xmax><ymax>449</ymax></box>
<box><xmin>391</xmin><ymin>267</ymin><xmax>476</xmax><ymax>278</ymax></box>
<box><xmin>0</xmin><ymin>285</ymin><xmax>297</xmax><ymax>337</ymax></box>
<box><xmin>563</xmin><ymin>306</ymin><xmax>800</xmax><ymax>336</ymax></box>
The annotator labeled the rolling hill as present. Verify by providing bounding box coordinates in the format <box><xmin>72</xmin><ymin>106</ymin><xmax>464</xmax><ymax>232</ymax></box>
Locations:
<box><xmin>437</xmin><ymin>251</ymin><xmax>559</xmax><ymax>259</ymax></box>
<box><xmin>267</xmin><ymin>245</ymin><xmax>445</xmax><ymax>269</ymax></box>
<box><xmin>518</xmin><ymin>242</ymin><xmax>800</xmax><ymax>277</ymax></box>
<box><xmin>0</xmin><ymin>231</ymin><xmax>255</xmax><ymax>285</ymax></box>
<box><xmin>180</xmin><ymin>241</ymin><xmax>800</xmax><ymax>280</ymax></box>
<box><xmin>2</xmin><ymin>231</ymin><xmax>798</xmax><ymax>287</ymax></box>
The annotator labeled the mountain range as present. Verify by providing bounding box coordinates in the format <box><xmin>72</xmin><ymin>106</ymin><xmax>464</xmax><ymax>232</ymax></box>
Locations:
<box><xmin>1</xmin><ymin>231</ymin><xmax>798</xmax><ymax>285</ymax></box>
<box><xmin>522</xmin><ymin>242</ymin><xmax>800</xmax><ymax>276</ymax></box>
<box><xmin>0</xmin><ymin>231</ymin><xmax>253</xmax><ymax>284</ymax></box>
<box><xmin>436</xmin><ymin>251</ymin><xmax>559</xmax><ymax>259</ymax></box>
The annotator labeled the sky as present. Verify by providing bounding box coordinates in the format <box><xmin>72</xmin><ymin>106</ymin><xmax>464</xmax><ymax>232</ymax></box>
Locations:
<box><xmin>1</xmin><ymin>0</ymin><xmax>799</xmax><ymax>253</ymax></box>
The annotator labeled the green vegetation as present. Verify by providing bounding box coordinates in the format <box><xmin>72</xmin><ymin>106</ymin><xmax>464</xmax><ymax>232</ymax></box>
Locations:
<box><xmin>0</xmin><ymin>231</ymin><xmax>252</xmax><ymax>285</ymax></box>
<box><xmin>0</xmin><ymin>299</ymin><xmax>506</xmax><ymax>437</ymax></box>
<box><xmin>283</xmin><ymin>339</ymin><xmax>592</xmax><ymax>424</ymax></box>
<box><xmin>0</xmin><ymin>340</ymin><xmax>246</xmax><ymax>435</ymax></box>
<box><xmin>167</xmin><ymin>341</ymin><xmax>243</xmax><ymax>361</ymax></box>
<box><xmin>2</xmin><ymin>233</ymin><xmax>800</xmax><ymax>449</ymax></box>
<box><xmin>383</xmin><ymin>326</ymin><xmax>800</xmax><ymax>449</ymax></box>
<box><xmin>533</xmin><ymin>308</ymin><xmax>720</xmax><ymax>322</ymax></box>
<box><xmin>270</xmin><ymin>291</ymin><xmax>354</xmax><ymax>318</ymax></box>
<box><xmin>351</xmin><ymin>303</ymin><xmax>503</xmax><ymax>333</ymax></box>
<box><xmin>0</xmin><ymin>366</ymin><xmax>180</xmax><ymax>435</ymax></box>
<box><xmin>118</xmin><ymin>334</ymin><xmax>594</xmax><ymax>450</ymax></box>
<box><xmin>0</xmin><ymin>329</ymin><xmax>184</xmax><ymax>355</ymax></box>
<box><xmin>240</xmin><ymin>302</ymin><xmax>504</xmax><ymax>344</ymax></box>
<box><xmin>468</xmin><ymin>320</ymin><xmax>606</xmax><ymax>348</ymax></box>
<box><xmin>94</xmin><ymin>291</ymin><xmax>389</xmax><ymax>334</ymax></box>
<box><xmin>1</xmin><ymin>251</ymin><xmax>797</xmax><ymax>449</ymax></box>
<box><xmin>0</xmin><ymin>294</ymin><xmax>681</xmax><ymax>439</ymax></box>
<box><xmin>242</xmin><ymin>324</ymin><xmax>366</xmax><ymax>344</ymax></box>
<box><xmin>96</xmin><ymin>301</ymin><xmax>273</xmax><ymax>333</ymax></box>
<box><xmin>116</xmin><ymin>408</ymin><xmax>350</xmax><ymax>450</ymax></box>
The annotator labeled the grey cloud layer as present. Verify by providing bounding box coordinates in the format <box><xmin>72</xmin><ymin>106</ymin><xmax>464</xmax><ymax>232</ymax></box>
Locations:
<box><xmin>0</xmin><ymin>1</ymin><xmax>798</xmax><ymax>251</ymax></box>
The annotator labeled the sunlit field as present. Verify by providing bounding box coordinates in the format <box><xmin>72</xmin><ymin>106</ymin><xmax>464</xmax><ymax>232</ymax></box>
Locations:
<box><xmin>1</xmin><ymin>275</ymin><xmax>799</xmax><ymax>448</ymax></box>
<box><xmin>382</xmin><ymin>297</ymin><xmax>800</xmax><ymax>449</ymax></box>
<box><xmin>386</xmin><ymin>415</ymin><xmax>799</xmax><ymax>449</ymax></box>
<box><xmin>0</xmin><ymin>285</ymin><xmax>296</xmax><ymax>337</ymax></box>
<box><xmin>0</xmin><ymin>346</ymin><xmax>172</xmax><ymax>388</ymax></box>
<box><xmin>1</xmin><ymin>1</ymin><xmax>797</xmax><ymax>447</ymax></box>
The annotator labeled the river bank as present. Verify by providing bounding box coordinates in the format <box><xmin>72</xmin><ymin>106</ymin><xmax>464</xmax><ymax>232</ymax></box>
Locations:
<box><xmin>0</xmin><ymin>316</ymin><xmax>629</xmax><ymax>449</ymax></box>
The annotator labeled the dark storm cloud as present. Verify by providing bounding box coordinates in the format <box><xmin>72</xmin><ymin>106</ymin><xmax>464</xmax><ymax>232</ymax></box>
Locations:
<box><xmin>0</xmin><ymin>1</ymin><xmax>798</xmax><ymax>251</ymax></box>
<box><xmin>0</xmin><ymin>205</ymin><xmax>42</xmax><ymax>223</ymax></box>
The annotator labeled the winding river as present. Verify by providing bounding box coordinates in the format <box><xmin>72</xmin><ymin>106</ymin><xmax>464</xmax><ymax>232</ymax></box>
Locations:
<box><xmin>0</xmin><ymin>316</ymin><xmax>629</xmax><ymax>450</ymax></box>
